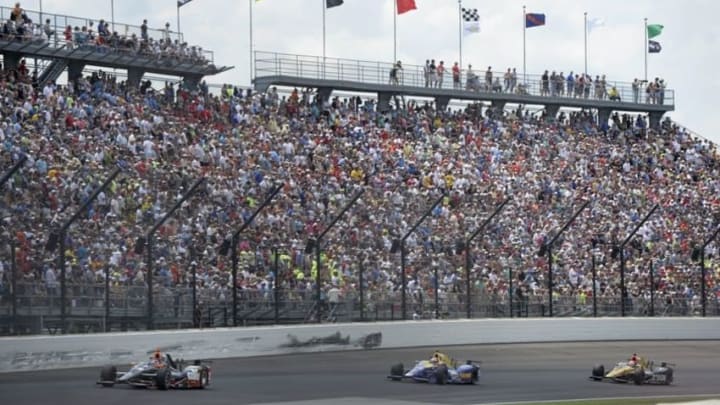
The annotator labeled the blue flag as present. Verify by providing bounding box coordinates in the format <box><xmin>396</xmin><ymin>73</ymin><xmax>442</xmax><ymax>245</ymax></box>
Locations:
<box><xmin>525</xmin><ymin>13</ymin><xmax>545</xmax><ymax>28</ymax></box>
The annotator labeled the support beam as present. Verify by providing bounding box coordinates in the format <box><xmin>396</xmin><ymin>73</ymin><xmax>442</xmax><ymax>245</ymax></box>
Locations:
<box><xmin>545</xmin><ymin>104</ymin><xmax>560</xmax><ymax>122</ymax></box>
<box><xmin>597</xmin><ymin>108</ymin><xmax>611</xmax><ymax>127</ymax></box>
<box><xmin>490</xmin><ymin>100</ymin><xmax>506</xmax><ymax>111</ymax></box>
<box><xmin>317</xmin><ymin>87</ymin><xmax>333</xmax><ymax>105</ymax></box>
<box><xmin>2</xmin><ymin>51</ymin><xmax>21</xmax><ymax>71</ymax></box>
<box><xmin>182</xmin><ymin>74</ymin><xmax>203</xmax><ymax>90</ymax></box>
<box><xmin>67</xmin><ymin>60</ymin><xmax>86</xmax><ymax>84</ymax></box>
<box><xmin>435</xmin><ymin>96</ymin><xmax>450</xmax><ymax>111</ymax></box>
<box><xmin>127</xmin><ymin>68</ymin><xmax>145</xmax><ymax>88</ymax></box>
<box><xmin>648</xmin><ymin>111</ymin><xmax>664</xmax><ymax>130</ymax></box>
<box><xmin>377</xmin><ymin>92</ymin><xmax>392</xmax><ymax>112</ymax></box>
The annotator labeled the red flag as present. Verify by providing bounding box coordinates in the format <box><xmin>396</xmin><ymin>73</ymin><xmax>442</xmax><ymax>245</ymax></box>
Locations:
<box><xmin>396</xmin><ymin>0</ymin><xmax>416</xmax><ymax>14</ymax></box>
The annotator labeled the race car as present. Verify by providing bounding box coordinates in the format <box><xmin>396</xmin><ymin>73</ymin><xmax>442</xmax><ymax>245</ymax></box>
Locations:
<box><xmin>589</xmin><ymin>354</ymin><xmax>674</xmax><ymax>385</ymax></box>
<box><xmin>97</xmin><ymin>351</ymin><xmax>211</xmax><ymax>390</ymax></box>
<box><xmin>387</xmin><ymin>351</ymin><xmax>481</xmax><ymax>385</ymax></box>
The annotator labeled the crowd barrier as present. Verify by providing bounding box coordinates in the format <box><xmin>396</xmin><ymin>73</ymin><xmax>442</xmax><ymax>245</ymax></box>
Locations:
<box><xmin>1</xmin><ymin>317</ymin><xmax>719</xmax><ymax>372</ymax></box>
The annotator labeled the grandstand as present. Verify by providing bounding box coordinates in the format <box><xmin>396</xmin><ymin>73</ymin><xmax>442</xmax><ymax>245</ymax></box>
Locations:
<box><xmin>0</xmin><ymin>5</ymin><xmax>718</xmax><ymax>336</ymax></box>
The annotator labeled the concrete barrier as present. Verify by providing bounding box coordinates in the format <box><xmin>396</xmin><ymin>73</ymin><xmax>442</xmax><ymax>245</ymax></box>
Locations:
<box><xmin>1</xmin><ymin>317</ymin><xmax>719</xmax><ymax>372</ymax></box>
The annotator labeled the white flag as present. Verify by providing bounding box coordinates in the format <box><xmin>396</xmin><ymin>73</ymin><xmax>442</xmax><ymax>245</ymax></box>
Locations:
<box><xmin>462</xmin><ymin>8</ymin><xmax>480</xmax><ymax>35</ymax></box>
<box><xmin>587</xmin><ymin>17</ymin><xmax>605</xmax><ymax>33</ymax></box>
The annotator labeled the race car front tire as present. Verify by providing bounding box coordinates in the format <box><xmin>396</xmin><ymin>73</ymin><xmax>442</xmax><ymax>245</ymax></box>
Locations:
<box><xmin>156</xmin><ymin>368</ymin><xmax>171</xmax><ymax>390</ymax></box>
<box><xmin>390</xmin><ymin>363</ymin><xmax>404</xmax><ymax>381</ymax></box>
<box><xmin>436</xmin><ymin>365</ymin><xmax>448</xmax><ymax>385</ymax></box>
<box><xmin>591</xmin><ymin>364</ymin><xmax>605</xmax><ymax>380</ymax></box>
<box><xmin>632</xmin><ymin>369</ymin><xmax>645</xmax><ymax>385</ymax></box>
<box><xmin>99</xmin><ymin>365</ymin><xmax>116</xmax><ymax>387</ymax></box>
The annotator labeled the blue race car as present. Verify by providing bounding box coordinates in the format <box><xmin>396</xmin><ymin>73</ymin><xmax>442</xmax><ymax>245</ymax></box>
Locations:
<box><xmin>387</xmin><ymin>351</ymin><xmax>481</xmax><ymax>385</ymax></box>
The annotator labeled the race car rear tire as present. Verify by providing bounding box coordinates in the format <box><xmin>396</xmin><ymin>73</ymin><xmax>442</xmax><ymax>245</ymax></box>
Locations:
<box><xmin>591</xmin><ymin>364</ymin><xmax>605</xmax><ymax>380</ymax></box>
<box><xmin>664</xmin><ymin>369</ymin><xmax>673</xmax><ymax>385</ymax></box>
<box><xmin>199</xmin><ymin>369</ymin><xmax>209</xmax><ymax>389</ymax></box>
<box><xmin>436</xmin><ymin>365</ymin><xmax>448</xmax><ymax>385</ymax></box>
<box><xmin>100</xmin><ymin>365</ymin><xmax>116</xmax><ymax>387</ymax></box>
<box><xmin>390</xmin><ymin>363</ymin><xmax>404</xmax><ymax>381</ymax></box>
<box><xmin>632</xmin><ymin>368</ymin><xmax>645</xmax><ymax>385</ymax></box>
<box><xmin>156</xmin><ymin>368</ymin><xmax>171</xmax><ymax>390</ymax></box>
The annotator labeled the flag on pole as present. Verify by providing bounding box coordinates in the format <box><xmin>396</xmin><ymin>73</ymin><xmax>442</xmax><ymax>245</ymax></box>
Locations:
<box><xmin>326</xmin><ymin>0</ymin><xmax>343</xmax><ymax>8</ymax></box>
<box><xmin>648</xmin><ymin>40</ymin><xmax>662</xmax><ymax>53</ymax></box>
<box><xmin>647</xmin><ymin>24</ymin><xmax>663</xmax><ymax>38</ymax></box>
<box><xmin>462</xmin><ymin>8</ymin><xmax>480</xmax><ymax>35</ymax></box>
<box><xmin>587</xmin><ymin>17</ymin><xmax>605</xmax><ymax>33</ymax></box>
<box><xmin>525</xmin><ymin>12</ymin><xmax>545</xmax><ymax>28</ymax></box>
<box><xmin>396</xmin><ymin>0</ymin><xmax>416</xmax><ymax>15</ymax></box>
<box><xmin>177</xmin><ymin>0</ymin><xmax>193</xmax><ymax>7</ymax></box>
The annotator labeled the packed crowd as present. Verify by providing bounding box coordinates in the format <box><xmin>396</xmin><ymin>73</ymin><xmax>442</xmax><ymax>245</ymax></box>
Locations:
<box><xmin>0</xmin><ymin>55</ymin><xmax>718</xmax><ymax>320</ymax></box>
<box><xmin>0</xmin><ymin>2</ymin><xmax>210</xmax><ymax>66</ymax></box>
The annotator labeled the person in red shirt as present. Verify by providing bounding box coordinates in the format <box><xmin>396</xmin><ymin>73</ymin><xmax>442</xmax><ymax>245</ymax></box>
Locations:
<box><xmin>452</xmin><ymin>62</ymin><xmax>460</xmax><ymax>89</ymax></box>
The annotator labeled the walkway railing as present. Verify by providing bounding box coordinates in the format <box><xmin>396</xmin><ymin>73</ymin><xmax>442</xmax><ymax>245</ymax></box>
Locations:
<box><xmin>0</xmin><ymin>6</ymin><xmax>214</xmax><ymax>66</ymax></box>
<box><xmin>255</xmin><ymin>51</ymin><xmax>674</xmax><ymax>107</ymax></box>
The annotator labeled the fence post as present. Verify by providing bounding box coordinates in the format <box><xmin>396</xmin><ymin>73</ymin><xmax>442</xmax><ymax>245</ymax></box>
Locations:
<box><xmin>649</xmin><ymin>259</ymin><xmax>655</xmax><ymax>317</ymax></box>
<box><xmin>592</xmin><ymin>254</ymin><xmax>597</xmax><ymax>317</ymax></box>
<box><xmin>10</xmin><ymin>237</ymin><xmax>17</xmax><ymax>334</ymax></box>
<box><xmin>273</xmin><ymin>245</ymin><xmax>280</xmax><ymax>325</ymax></box>
<box><xmin>359</xmin><ymin>254</ymin><xmax>365</xmax><ymax>322</ymax></box>
<box><xmin>104</xmin><ymin>263</ymin><xmax>110</xmax><ymax>332</ymax></box>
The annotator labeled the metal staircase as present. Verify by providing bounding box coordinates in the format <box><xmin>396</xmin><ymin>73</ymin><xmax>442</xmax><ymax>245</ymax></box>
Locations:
<box><xmin>38</xmin><ymin>59</ymin><xmax>68</xmax><ymax>87</ymax></box>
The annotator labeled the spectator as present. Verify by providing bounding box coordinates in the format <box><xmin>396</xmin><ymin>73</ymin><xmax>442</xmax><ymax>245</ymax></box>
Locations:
<box><xmin>452</xmin><ymin>62</ymin><xmax>460</xmax><ymax>89</ymax></box>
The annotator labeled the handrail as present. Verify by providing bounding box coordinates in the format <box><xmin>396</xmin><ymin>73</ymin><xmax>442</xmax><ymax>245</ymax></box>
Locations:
<box><xmin>0</xmin><ymin>6</ymin><xmax>214</xmax><ymax>65</ymax></box>
<box><xmin>254</xmin><ymin>50</ymin><xmax>675</xmax><ymax>108</ymax></box>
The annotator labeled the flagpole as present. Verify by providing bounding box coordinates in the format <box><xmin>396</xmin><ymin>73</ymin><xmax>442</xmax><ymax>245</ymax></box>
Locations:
<box><xmin>393</xmin><ymin>0</ymin><xmax>397</xmax><ymax>63</ymax></box>
<box><xmin>111</xmin><ymin>0</ymin><xmax>115</xmax><ymax>34</ymax></box>
<box><xmin>320</xmin><ymin>0</ymin><xmax>327</xmax><ymax>79</ymax></box>
<box><xmin>522</xmin><ymin>5</ymin><xmax>526</xmax><ymax>84</ymax></box>
<box><xmin>250</xmin><ymin>0</ymin><xmax>254</xmax><ymax>83</ymax></box>
<box><xmin>584</xmin><ymin>12</ymin><xmax>588</xmax><ymax>76</ymax></box>
<box><xmin>458</xmin><ymin>0</ymin><xmax>462</xmax><ymax>70</ymax></box>
<box><xmin>644</xmin><ymin>18</ymin><xmax>648</xmax><ymax>81</ymax></box>
<box><xmin>177</xmin><ymin>4</ymin><xmax>181</xmax><ymax>39</ymax></box>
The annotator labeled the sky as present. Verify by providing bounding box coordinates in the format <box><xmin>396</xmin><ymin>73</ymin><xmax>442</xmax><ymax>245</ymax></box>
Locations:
<box><xmin>25</xmin><ymin>0</ymin><xmax>719</xmax><ymax>144</ymax></box>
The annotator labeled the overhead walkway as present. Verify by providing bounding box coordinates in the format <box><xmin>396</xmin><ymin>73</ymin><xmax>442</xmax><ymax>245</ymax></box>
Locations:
<box><xmin>0</xmin><ymin>6</ymin><xmax>232</xmax><ymax>87</ymax></box>
<box><xmin>253</xmin><ymin>51</ymin><xmax>674</xmax><ymax>128</ymax></box>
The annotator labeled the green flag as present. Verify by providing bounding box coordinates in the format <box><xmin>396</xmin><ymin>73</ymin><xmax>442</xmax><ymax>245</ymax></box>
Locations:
<box><xmin>647</xmin><ymin>24</ymin><xmax>663</xmax><ymax>39</ymax></box>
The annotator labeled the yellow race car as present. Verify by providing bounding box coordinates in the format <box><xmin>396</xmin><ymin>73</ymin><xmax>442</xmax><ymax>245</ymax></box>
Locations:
<box><xmin>589</xmin><ymin>354</ymin><xmax>674</xmax><ymax>385</ymax></box>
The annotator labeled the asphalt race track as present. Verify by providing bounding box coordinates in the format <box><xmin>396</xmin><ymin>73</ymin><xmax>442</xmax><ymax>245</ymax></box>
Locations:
<box><xmin>1</xmin><ymin>341</ymin><xmax>719</xmax><ymax>405</ymax></box>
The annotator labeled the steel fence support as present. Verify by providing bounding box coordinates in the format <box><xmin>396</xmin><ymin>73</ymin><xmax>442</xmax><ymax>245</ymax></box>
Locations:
<box><xmin>57</xmin><ymin>168</ymin><xmax>120</xmax><ymax>334</ymax></box>
<box><xmin>314</xmin><ymin>189</ymin><xmax>365</xmax><ymax>323</ymax></box>
<box><xmin>230</xmin><ymin>183</ymin><xmax>283</xmax><ymax>326</ymax></box>
<box><xmin>464</xmin><ymin>197</ymin><xmax>510</xmax><ymax>319</ymax></box>
<box><xmin>619</xmin><ymin>204</ymin><xmax>658</xmax><ymax>317</ymax></box>
<box><xmin>544</xmin><ymin>200</ymin><xmax>590</xmax><ymax>317</ymax></box>
<box><xmin>399</xmin><ymin>193</ymin><xmax>445</xmax><ymax>321</ymax></box>
<box><xmin>145</xmin><ymin>177</ymin><xmax>205</xmax><ymax>330</ymax></box>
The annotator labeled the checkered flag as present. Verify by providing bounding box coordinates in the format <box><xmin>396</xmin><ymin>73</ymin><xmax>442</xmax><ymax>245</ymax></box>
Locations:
<box><xmin>462</xmin><ymin>8</ymin><xmax>480</xmax><ymax>35</ymax></box>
